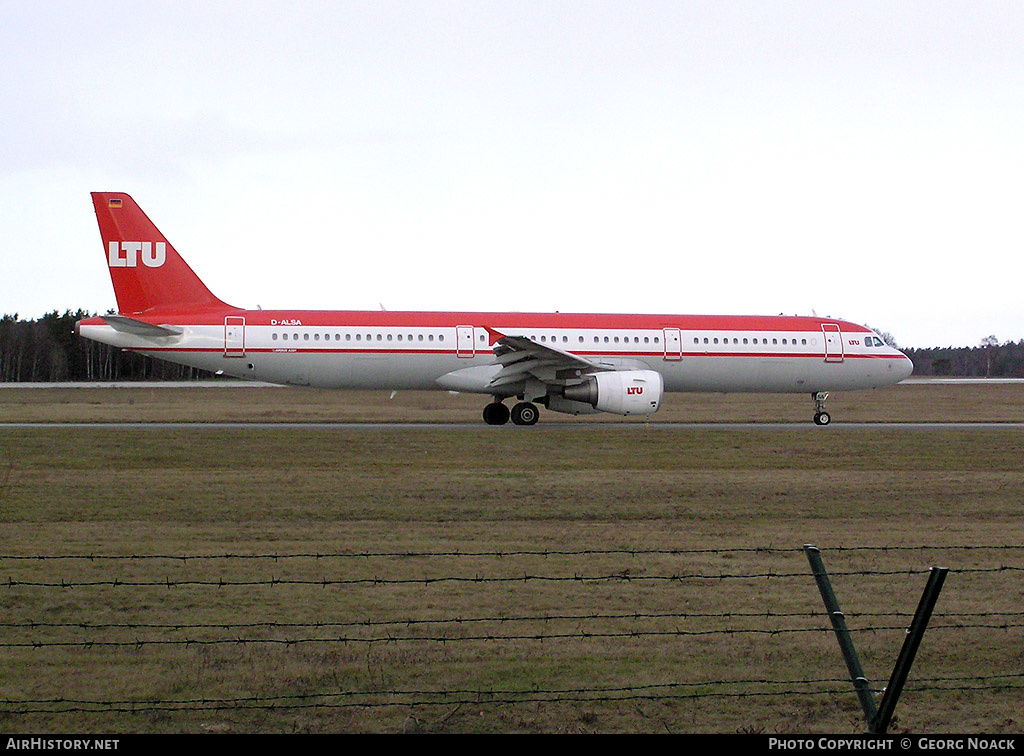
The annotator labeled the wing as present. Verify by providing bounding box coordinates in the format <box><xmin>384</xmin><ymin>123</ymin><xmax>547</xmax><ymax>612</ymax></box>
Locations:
<box><xmin>485</xmin><ymin>328</ymin><xmax>609</xmax><ymax>392</ymax></box>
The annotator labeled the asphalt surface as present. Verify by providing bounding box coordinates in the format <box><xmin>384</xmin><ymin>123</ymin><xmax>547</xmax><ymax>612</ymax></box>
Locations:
<box><xmin>3</xmin><ymin>421</ymin><xmax>1022</xmax><ymax>430</ymax></box>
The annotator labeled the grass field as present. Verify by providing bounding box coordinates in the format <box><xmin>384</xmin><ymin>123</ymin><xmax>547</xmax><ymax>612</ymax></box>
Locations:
<box><xmin>0</xmin><ymin>382</ymin><xmax>1021</xmax><ymax>733</ymax></box>
<box><xmin>3</xmin><ymin>379</ymin><xmax>1024</xmax><ymax>424</ymax></box>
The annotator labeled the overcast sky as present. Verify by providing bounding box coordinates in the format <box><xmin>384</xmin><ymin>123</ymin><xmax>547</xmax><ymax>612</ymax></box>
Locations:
<box><xmin>2</xmin><ymin>1</ymin><xmax>1021</xmax><ymax>348</ymax></box>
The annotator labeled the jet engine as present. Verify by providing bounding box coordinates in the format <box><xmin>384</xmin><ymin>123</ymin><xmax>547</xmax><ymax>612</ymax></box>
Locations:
<box><xmin>561</xmin><ymin>370</ymin><xmax>663</xmax><ymax>415</ymax></box>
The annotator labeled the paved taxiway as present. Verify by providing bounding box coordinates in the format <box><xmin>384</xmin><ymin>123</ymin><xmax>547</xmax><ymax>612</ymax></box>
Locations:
<box><xmin>4</xmin><ymin>422</ymin><xmax>1023</xmax><ymax>430</ymax></box>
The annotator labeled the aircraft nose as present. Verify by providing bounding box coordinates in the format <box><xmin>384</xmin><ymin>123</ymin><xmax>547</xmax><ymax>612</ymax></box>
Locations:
<box><xmin>898</xmin><ymin>354</ymin><xmax>914</xmax><ymax>381</ymax></box>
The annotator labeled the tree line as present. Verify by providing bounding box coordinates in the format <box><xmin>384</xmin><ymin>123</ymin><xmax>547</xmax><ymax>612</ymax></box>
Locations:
<box><xmin>902</xmin><ymin>339</ymin><xmax>1024</xmax><ymax>378</ymax></box>
<box><xmin>0</xmin><ymin>311</ymin><xmax>211</xmax><ymax>382</ymax></box>
<box><xmin>1</xmin><ymin>311</ymin><xmax>1022</xmax><ymax>382</ymax></box>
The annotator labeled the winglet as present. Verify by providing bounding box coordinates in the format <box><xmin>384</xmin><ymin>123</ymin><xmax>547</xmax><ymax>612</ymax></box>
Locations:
<box><xmin>483</xmin><ymin>326</ymin><xmax>506</xmax><ymax>346</ymax></box>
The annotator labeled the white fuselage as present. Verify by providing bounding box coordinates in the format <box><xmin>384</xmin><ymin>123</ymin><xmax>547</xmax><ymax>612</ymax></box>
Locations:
<box><xmin>78</xmin><ymin>314</ymin><xmax>914</xmax><ymax>395</ymax></box>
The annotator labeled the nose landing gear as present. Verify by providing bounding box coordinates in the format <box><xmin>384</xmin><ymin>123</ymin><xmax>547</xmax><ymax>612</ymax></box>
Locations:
<box><xmin>812</xmin><ymin>392</ymin><xmax>831</xmax><ymax>426</ymax></box>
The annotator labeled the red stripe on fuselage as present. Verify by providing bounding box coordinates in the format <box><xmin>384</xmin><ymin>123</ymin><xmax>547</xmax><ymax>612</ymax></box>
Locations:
<box><xmin>80</xmin><ymin>311</ymin><xmax>874</xmax><ymax>332</ymax></box>
<box><xmin>127</xmin><ymin>346</ymin><xmax>907</xmax><ymax>361</ymax></box>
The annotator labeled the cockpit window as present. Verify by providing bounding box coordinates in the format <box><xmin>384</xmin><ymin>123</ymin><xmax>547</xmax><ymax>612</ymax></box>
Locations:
<box><xmin>866</xmin><ymin>336</ymin><xmax>885</xmax><ymax>347</ymax></box>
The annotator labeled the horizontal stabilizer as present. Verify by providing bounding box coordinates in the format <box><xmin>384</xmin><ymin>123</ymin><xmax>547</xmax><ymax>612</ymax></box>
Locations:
<box><xmin>101</xmin><ymin>315</ymin><xmax>183</xmax><ymax>337</ymax></box>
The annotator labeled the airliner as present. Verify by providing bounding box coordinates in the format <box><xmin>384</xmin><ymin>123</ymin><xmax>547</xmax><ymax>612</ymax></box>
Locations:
<box><xmin>76</xmin><ymin>192</ymin><xmax>913</xmax><ymax>425</ymax></box>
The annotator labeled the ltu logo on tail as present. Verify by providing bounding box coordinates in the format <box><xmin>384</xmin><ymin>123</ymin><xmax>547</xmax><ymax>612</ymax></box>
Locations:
<box><xmin>108</xmin><ymin>241</ymin><xmax>166</xmax><ymax>268</ymax></box>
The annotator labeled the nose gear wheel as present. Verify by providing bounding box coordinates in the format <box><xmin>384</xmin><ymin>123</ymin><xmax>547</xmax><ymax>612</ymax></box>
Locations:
<box><xmin>812</xmin><ymin>392</ymin><xmax>831</xmax><ymax>425</ymax></box>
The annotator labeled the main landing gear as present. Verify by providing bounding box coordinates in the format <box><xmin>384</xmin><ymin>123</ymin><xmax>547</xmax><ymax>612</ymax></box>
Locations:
<box><xmin>482</xmin><ymin>400</ymin><xmax>539</xmax><ymax>426</ymax></box>
<box><xmin>812</xmin><ymin>391</ymin><xmax>831</xmax><ymax>426</ymax></box>
<box><xmin>482</xmin><ymin>401</ymin><xmax>509</xmax><ymax>425</ymax></box>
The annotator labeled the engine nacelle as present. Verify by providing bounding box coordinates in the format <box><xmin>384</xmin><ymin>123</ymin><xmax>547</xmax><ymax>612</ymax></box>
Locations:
<box><xmin>542</xmin><ymin>395</ymin><xmax>602</xmax><ymax>416</ymax></box>
<box><xmin>561</xmin><ymin>370</ymin><xmax>663</xmax><ymax>416</ymax></box>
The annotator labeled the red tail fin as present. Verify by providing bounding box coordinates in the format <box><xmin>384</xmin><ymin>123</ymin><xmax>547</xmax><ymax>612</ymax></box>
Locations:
<box><xmin>92</xmin><ymin>192</ymin><xmax>230</xmax><ymax>315</ymax></box>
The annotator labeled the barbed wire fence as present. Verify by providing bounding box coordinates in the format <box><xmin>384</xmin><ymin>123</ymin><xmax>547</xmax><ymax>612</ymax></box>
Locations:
<box><xmin>1</xmin><ymin>545</ymin><xmax>1022</xmax><ymax>729</ymax></box>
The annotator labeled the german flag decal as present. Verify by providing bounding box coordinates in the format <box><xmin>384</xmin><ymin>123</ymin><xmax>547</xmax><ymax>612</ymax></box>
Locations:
<box><xmin>108</xmin><ymin>198</ymin><xmax>122</xmax><ymax>208</ymax></box>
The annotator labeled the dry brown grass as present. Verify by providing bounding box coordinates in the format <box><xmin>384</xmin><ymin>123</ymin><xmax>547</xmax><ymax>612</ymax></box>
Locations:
<box><xmin>0</xmin><ymin>383</ymin><xmax>1021</xmax><ymax>734</ymax></box>
<box><xmin>1</xmin><ymin>379</ymin><xmax>1022</xmax><ymax>424</ymax></box>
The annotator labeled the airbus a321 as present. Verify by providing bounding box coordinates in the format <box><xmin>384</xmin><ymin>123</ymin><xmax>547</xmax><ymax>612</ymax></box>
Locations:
<box><xmin>76</xmin><ymin>193</ymin><xmax>914</xmax><ymax>425</ymax></box>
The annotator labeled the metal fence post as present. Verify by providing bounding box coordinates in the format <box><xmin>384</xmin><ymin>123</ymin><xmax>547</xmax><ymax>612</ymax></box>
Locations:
<box><xmin>804</xmin><ymin>544</ymin><xmax>878</xmax><ymax>727</ymax></box>
<box><xmin>805</xmin><ymin>545</ymin><xmax>950</xmax><ymax>735</ymax></box>
<box><xmin>872</xmin><ymin>566</ymin><xmax>948</xmax><ymax>734</ymax></box>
